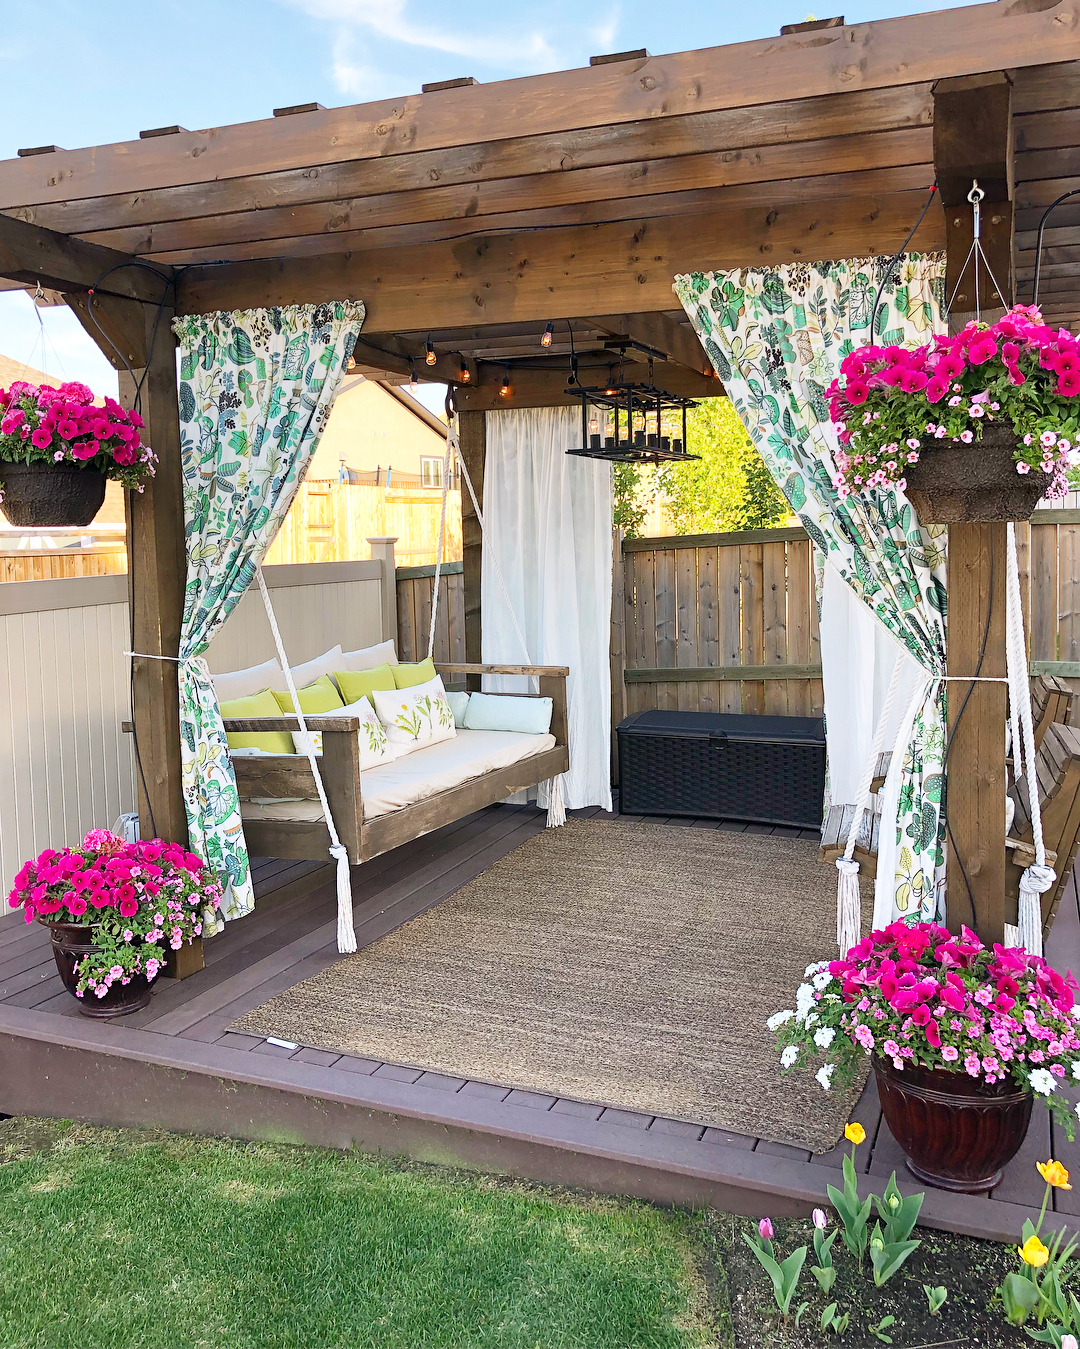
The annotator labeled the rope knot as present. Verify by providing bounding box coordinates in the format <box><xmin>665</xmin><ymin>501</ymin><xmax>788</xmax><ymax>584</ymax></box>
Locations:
<box><xmin>835</xmin><ymin>858</ymin><xmax>860</xmax><ymax>877</ymax></box>
<box><xmin>1019</xmin><ymin>863</ymin><xmax>1056</xmax><ymax>894</ymax></box>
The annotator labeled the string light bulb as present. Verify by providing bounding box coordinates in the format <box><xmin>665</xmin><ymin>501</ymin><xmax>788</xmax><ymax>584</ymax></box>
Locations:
<box><xmin>499</xmin><ymin>369</ymin><xmax>512</xmax><ymax>397</ymax></box>
<box><xmin>409</xmin><ymin>360</ymin><xmax>418</xmax><ymax>390</ymax></box>
<box><xmin>458</xmin><ymin>355</ymin><xmax>471</xmax><ymax>383</ymax></box>
<box><xmin>425</xmin><ymin>335</ymin><xmax>437</xmax><ymax>366</ymax></box>
<box><xmin>540</xmin><ymin>320</ymin><xmax>554</xmax><ymax>348</ymax></box>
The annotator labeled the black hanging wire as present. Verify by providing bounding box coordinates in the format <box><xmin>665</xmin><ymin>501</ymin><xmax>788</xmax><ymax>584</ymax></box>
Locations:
<box><xmin>83</xmin><ymin>262</ymin><xmax>175</xmax><ymax>841</ymax></box>
<box><xmin>869</xmin><ymin>184</ymin><xmax>939</xmax><ymax>337</ymax></box>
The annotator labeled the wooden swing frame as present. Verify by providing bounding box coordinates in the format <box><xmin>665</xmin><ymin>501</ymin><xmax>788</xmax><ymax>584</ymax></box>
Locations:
<box><xmin>225</xmin><ymin>664</ymin><xmax>569</xmax><ymax>864</ymax></box>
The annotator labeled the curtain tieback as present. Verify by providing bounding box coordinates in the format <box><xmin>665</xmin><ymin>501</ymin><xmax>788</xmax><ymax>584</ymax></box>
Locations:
<box><xmin>124</xmin><ymin>651</ymin><xmax>198</xmax><ymax>663</ymax></box>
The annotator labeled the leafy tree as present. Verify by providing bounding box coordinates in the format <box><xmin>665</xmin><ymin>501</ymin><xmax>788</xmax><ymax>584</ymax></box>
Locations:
<box><xmin>656</xmin><ymin>398</ymin><xmax>789</xmax><ymax>534</ymax></box>
<box><xmin>612</xmin><ymin>461</ymin><xmax>654</xmax><ymax>539</ymax></box>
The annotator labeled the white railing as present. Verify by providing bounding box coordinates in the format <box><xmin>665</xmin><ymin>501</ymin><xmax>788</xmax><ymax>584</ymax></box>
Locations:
<box><xmin>0</xmin><ymin>552</ymin><xmax>396</xmax><ymax>895</ymax></box>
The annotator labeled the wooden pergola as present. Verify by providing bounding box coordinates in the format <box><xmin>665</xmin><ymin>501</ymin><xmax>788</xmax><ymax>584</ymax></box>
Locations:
<box><xmin>1</xmin><ymin>0</ymin><xmax>1078</xmax><ymax>945</ymax></box>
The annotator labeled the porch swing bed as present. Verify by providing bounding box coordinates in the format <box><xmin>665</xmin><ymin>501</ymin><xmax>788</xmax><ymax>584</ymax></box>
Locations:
<box><xmin>225</xmin><ymin>663</ymin><xmax>569</xmax><ymax>865</ymax></box>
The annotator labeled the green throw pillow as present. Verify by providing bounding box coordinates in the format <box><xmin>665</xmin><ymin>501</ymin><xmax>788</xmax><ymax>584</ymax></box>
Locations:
<box><xmin>393</xmin><ymin>657</ymin><xmax>437</xmax><ymax>689</ymax></box>
<box><xmin>271</xmin><ymin>675</ymin><xmax>344</xmax><ymax>714</ymax></box>
<box><xmin>335</xmin><ymin>663</ymin><xmax>396</xmax><ymax>707</ymax></box>
<box><xmin>220</xmin><ymin>688</ymin><xmax>295</xmax><ymax>755</ymax></box>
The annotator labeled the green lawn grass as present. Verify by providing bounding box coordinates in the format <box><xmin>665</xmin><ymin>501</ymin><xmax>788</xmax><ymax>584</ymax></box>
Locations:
<box><xmin>0</xmin><ymin>1118</ymin><xmax>721</xmax><ymax>1349</ymax></box>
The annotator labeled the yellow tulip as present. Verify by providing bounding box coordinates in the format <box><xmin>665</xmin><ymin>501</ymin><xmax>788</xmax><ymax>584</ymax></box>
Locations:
<box><xmin>1037</xmin><ymin>1160</ymin><xmax>1072</xmax><ymax>1190</ymax></box>
<box><xmin>845</xmin><ymin>1122</ymin><xmax>867</xmax><ymax>1146</ymax></box>
<box><xmin>1019</xmin><ymin>1235</ymin><xmax>1050</xmax><ymax>1268</ymax></box>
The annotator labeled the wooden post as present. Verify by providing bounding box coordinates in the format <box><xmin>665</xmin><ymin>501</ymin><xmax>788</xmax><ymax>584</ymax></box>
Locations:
<box><xmin>610</xmin><ymin>527</ymin><xmax>627</xmax><ymax>786</ymax></box>
<box><xmin>459</xmin><ymin>410</ymin><xmax>486</xmax><ymax>691</ymax></box>
<box><xmin>934</xmin><ymin>70</ymin><xmax>1014</xmax><ymax>945</ymax></box>
<box><xmin>366</xmin><ymin>536</ymin><xmax>399</xmax><ymax>645</ymax></box>
<box><xmin>946</xmin><ymin>524</ymin><xmax>1009</xmax><ymax>941</ymax></box>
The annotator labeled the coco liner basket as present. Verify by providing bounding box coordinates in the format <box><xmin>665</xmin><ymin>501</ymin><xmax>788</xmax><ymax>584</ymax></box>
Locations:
<box><xmin>0</xmin><ymin>459</ymin><xmax>107</xmax><ymax>527</ymax></box>
<box><xmin>902</xmin><ymin>423</ymin><xmax>1049</xmax><ymax>524</ymax></box>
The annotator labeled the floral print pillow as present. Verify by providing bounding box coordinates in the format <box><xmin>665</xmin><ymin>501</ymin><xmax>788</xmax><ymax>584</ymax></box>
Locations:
<box><xmin>372</xmin><ymin>675</ymin><xmax>456</xmax><ymax>750</ymax></box>
<box><xmin>304</xmin><ymin>697</ymin><xmax>398</xmax><ymax>770</ymax></box>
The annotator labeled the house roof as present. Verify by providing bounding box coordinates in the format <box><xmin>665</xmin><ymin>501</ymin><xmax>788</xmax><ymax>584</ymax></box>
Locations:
<box><xmin>0</xmin><ymin>354</ymin><xmax>59</xmax><ymax>390</ymax></box>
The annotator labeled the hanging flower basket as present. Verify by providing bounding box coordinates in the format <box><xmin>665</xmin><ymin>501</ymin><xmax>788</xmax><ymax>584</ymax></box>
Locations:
<box><xmin>770</xmin><ymin>922</ymin><xmax>1080</xmax><ymax>1192</ymax></box>
<box><xmin>7</xmin><ymin>829</ymin><xmax>221</xmax><ymax>1019</ymax></box>
<box><xmin>826</xmin><ymin>304</ymin><xmax>1080</xmax><ymax>523</ymax></box>
<box><xmin>0</xmin><ymin>380</ymin><xmax>155</xmax><ymax>527</ymax></box>
<box><xmin>902</xmin><ymin>423</ymin><xmax>1048</xmax><ymax>523</ymax></box>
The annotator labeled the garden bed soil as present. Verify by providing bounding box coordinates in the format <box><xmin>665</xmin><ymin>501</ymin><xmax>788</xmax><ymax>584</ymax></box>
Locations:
<box><xmin>707</xmin><ymin>1213</ymin><xmax>1036</xmax><ymax>1348</ymax></box>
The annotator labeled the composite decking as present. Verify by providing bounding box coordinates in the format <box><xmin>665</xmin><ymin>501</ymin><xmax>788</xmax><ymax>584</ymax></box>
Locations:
<box><xmin>2</xmin><ymin>803</ymin><xmax>1079</xmax><ymax>1244</ymax></box>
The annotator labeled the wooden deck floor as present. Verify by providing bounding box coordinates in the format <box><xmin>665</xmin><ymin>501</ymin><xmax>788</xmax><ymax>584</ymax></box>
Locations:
<box><xmin>2</xmin><ymin>803</ymin><xmax>1079</xmax><ymax>1244</ymax></box>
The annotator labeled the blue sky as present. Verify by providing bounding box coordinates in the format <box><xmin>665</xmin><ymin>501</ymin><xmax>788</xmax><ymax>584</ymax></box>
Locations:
<box><xmin>0</xmin><ymin>0</ymin><xmax>970</xmax><ymax>403</ymax></box>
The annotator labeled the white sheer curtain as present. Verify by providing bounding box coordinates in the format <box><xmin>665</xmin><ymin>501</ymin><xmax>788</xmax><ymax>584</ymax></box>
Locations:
<box><xmin>482</xmin><ymin>406</ymin><xmax>613</xmax><ymax>811</ymax></box>
<box><xmin>819</xmin><ymin>562</ymin><xmax>926</xmax><ymax>925</ymax></box>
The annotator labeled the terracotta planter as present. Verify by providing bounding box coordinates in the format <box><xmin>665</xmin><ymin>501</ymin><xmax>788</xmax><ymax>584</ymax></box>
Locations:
<box><xmin>874</xmin><ymin>1056</ymin><xmax>1033</xmax><ymax>1193</ymax></box>
<box><xmin>903</xmin><ymin>424</ymin><xmax>1046</xmax><ymax>523</ymax></box>
<box><xmin>0</xmin><ymin>459</ymin><xmax>107</xmax><ymax>527</ymax></box>
<box><xmin>42</xmin><ymin>919</ymin><xmax>152</xmax><ymax>1019</ymax></box>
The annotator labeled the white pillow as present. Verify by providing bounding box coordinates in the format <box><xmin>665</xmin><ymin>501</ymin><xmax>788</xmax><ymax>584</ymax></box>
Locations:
<box><xmin>302</xmin><ymin>696</ymin><xmax>400</xmax><ymax>770</ymax></box>
<box><xmin>266</xmin><ymin>645</ymin><xmax>344</xmax><ymax>693</ymax></box>
<box><xmin>213</xmin><ymin>657</ymin><xmax>281</xmax><ymax>703</ymax></box>
<box><xmin>340</xmin><ymin>638</ymin><xmax>398</xmax><ymax>671</ymax></box>
<box><xmin>372</xmin><ymin>674</ymin><xmax>456</xmax><ymax>750</ymax></box>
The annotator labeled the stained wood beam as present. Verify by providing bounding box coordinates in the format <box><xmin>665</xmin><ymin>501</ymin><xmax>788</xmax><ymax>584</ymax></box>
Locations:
<box><xmin>9</xmin><ymin>87</ymin><xmax>935</xmax><ymax>241</ymax></box>
<box><xmin>0</xmin><ymin>212</ymin><xmax>172</xmax><ymax>302</ymax></box>
<box><xmin>176</xmin><ymin>190</ymin><xmax>945</xmax><ymax>328</ymax></box>
<box><xmin>455</xmin><ymin>359</ymin><xmax>724</xmax><ymax>411</ymax></box>
<box><xmin>351</xmin><ymin>335</ymin><xmax>475</xmax><ymax>385</ymax></box>
<box><xmin>1</xmin><ymin>0</ymin><xmax>1074</xmax><ymax>207</ymax></box>
<box><xmin>933</xmin><ymin>71</ymin><xmax>1014</xmax><ymax>322</ymax></box>
<box><xmin>587</xmin><ymin>312</ymin><xmax>712</xmax><ymax>376</ymax></box>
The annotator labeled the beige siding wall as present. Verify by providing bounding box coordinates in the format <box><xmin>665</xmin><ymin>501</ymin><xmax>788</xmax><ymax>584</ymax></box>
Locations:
<box><xmin>308</xmin><ymin>377</ymin><xmax>446</xmax><ymax>481</ymax></box>
<box><xmin>0</xmin><ymin>561</ymin><xmax>391</xmax><ymax>895</ymax></box>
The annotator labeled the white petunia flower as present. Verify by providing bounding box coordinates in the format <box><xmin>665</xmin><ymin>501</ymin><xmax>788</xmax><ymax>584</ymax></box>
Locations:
<box><xmin>805</xmin><ymin>960</ymin><xmax>830</xmax><ymax>978</ymax></box>
<box><xmin>767</xmin><ymin>1010</ymin><xmax>795</xmax><ymax>1032</ymax></box>
<box><xmin>804</xmin><ymin>1012</ymin><xmax>819</xmax><ymax>1030</ymax></box>
<box><xmin>1072</xmin><ymin>1060</ymin><xmax>1080</xmax><ymax>1081</ymax></box>
<box><xmin>816</xmin><ymin>1064</ymin><xmax>835</xmax><ymax>1091</ymax></box>
<box><xmin>812</xmin><ymin>970</ymin><xmax>832</xmax><ymax>992</ymax></box>
<box><xmin>1030</xmin><ymin>1068</ymin><xmax>1057</xmax><ymax>1096</ymax></box>
<box><xmin>814</xmin><ymin>1027</ymin><xmax>836</xmax><ymax>1050</ymax></box>
<box><xmin>781</xmin><ymin>1045</ymin><xmax>799</xmax><ymax>1068</ymax></box>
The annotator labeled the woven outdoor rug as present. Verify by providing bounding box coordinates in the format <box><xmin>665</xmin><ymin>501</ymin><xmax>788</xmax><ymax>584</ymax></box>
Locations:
<box><xmin>232</xmin><ymin>819</ymin><xmax>873</xmax><ymax>1153</ymax></box>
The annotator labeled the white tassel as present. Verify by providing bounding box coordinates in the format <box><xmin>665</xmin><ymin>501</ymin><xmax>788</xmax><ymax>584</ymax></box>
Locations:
<box><xmin>836</xmin><ymin>857</ymin><xmax>862</xmax><ymax>958</ymax></box>
<box><xmin>1017</xmin><ymin>862</ymin><xmax>1055</xmax><ymax>958</ymax></box>
<box><xmin>331</xmin><ymin>843</ymin><xmax>357</xmax><ymax>953</ymax></box>
<box><xmin>545</xmin><ymin>774</ymin><xmax>566</xmax><ymax>828</ymax></box>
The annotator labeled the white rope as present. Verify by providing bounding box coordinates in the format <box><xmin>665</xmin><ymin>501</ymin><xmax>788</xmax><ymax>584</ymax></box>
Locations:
<box><xmin>1006</xmin><ymin>522</ymin><xmax>1054</xmax><ymax>955</ymax></box>
<box><xmin>425</xmin><ymin>429</ymin><xmax>455</xmax><ymax>661</ymax></box>
<box><xmin>451</xmin><ymin>413</ymin><xmax>565</xmax><ymax>825</ymax></box>
<box><xmin>836</xmin><ymin>654</ymin><xmax>905</xmax><ymax>956</ymax></box>
<box><xmin>255</xmin><ymin>568</ymin><xmax>357</xmax><ymax>953</ymax></box>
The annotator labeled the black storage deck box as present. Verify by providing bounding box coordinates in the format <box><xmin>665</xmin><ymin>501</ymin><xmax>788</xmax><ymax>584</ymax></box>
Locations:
<box><xmin>616</xmin><ymin>710</ymin><xmax>826</xmax><ymax>828</ymax></box>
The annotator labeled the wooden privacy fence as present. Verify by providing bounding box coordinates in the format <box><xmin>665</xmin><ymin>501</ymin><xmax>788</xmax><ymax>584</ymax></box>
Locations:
<box><xmin>396</xmin><ymin>561</ymin><xmax>467</xmax><ymax>665</ymax></box>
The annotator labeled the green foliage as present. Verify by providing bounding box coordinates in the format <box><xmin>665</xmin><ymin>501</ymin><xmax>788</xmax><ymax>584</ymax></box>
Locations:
<box><xmin>874</xmin><ymin>1171</ymin><xmax>924</xmax><ymax>1244</ymax></box>
<box><xmin>869</xmin><ymin>1313</ymin><xmax>896</xmax><ymax>1342</ymax></box>
<box><xmin>923</xmin><ymin>1284</ymin><xmax>948</xmax><ymax>1315</ymax></box>
<box><xmin>820</xmin><ymin>1302</ymin><xmax>850</xmax><ymax>1336</ymax></box>
<box><xmin>810</xmin><ymin>1227</ymin><xmax>838</xmax><ymax>1294</ymax></box>
<box><xmin>826</xmin><ymin>1152</ymin><xmax>873</xmax><ymax>1262</ymax></box>
<box><xmin>656</xmin><ymin>398</ymin><xmax>789</xmax><ymax>534</ymax></box>
<box><xmin>868</xmin><ymin>1221</ymin><xmax>920</xmax><ymax>1288</ymax></box>
<box><xmin>612</xmin><ymin>461</ymin><xmax>653</xmax><ymax>539</ymax></box>
<box><xmin>741</xmin><ymin>1233</ymin><xmax>807</xmax><ymax>1318</ymax></box>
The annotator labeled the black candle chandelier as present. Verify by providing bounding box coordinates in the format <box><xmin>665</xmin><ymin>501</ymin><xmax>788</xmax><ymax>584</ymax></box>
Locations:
<box><xmin>565</xmin><ymin>378</ymin><xmax>701</xmax><ymax>464</ymax></box>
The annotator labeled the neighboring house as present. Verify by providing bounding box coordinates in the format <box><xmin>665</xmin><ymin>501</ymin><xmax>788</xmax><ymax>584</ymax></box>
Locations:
<box><xmin>308</xmin><ymin>376</ymin><xmax>449</xmax><ymax>486</ymax></box>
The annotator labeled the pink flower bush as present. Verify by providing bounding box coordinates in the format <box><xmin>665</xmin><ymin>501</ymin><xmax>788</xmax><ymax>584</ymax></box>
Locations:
<box><xmin>7</xmin><ymin>830</ymin><xmax>221</xmax><ymax>998</ymax></box>
<box><xmin>770</xmin><ymin>922</ymin><xmax>1080</xmax><ymax>1137</ymax></box>
<box><xmin>0</xmin><ymin>381</ymin><xmax>155</xmax><ymax>495</ymax></box>
<box><xmin>827</xmin><ymin>306</ymin><xmax>1080</xmax><ymax>502</ymax></box>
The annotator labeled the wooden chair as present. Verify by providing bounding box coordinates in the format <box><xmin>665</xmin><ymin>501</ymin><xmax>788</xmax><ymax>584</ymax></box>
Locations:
<box><xmin>226</xmin><ymin>663</ymin><xmax>569</xmax><ymax>866</ymax></box>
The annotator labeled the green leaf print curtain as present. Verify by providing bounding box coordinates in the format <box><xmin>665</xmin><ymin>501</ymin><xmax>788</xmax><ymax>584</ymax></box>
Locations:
<box><xmin>674</xmin><ymin>256</ymin><xmax>949</xmax><ymax>926</ymax></box>
<box><xmin>172</xmin><ymin>300</ymin><xmax>365</xmax><ymax>924</ymax></box>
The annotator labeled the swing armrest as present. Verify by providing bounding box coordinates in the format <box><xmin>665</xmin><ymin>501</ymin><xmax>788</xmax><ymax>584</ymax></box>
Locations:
<box><xmin>434</xmin><ymin>665</ymin><xmax>569</xmax><ymax>751</ymax></box>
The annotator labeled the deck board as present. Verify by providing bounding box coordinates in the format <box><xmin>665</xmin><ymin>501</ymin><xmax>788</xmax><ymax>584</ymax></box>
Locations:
<box><xmin>1</xmin><ymin>802</ymin><xmax>1078</xmax><ymax>1242</ymax></box>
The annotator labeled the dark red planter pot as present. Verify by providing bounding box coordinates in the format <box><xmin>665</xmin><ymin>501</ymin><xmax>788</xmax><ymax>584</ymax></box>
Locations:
<box><xmin>874</xmin><ymin>1056</ymin><xmax>1033</xmax><ymax>1193</ymax></box>
<box><xmin>42</xmin><ymin>919</ymin><xmax>153</xmax><ymax>1019</ymax></box>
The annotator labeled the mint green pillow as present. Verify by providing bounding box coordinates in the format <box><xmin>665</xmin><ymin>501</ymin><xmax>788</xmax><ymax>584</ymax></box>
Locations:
<box><xmin>335</xmin><ymin>663</ymin><xmax>396</xmax><ymax>707</ymax></box>
<box><xmin>220</xmin><ymin>688</ymin><xmax>295</xmax><ymax>754</ymax></box>
<box><xmin>463</xmin><ymin>692</ymin><xmax>552</xmax><ymax>735</ymax></box>
<box><xmin>392</xmin><ymin>658</ymin><xmax>437</xmax><ymax>689</ymax></box>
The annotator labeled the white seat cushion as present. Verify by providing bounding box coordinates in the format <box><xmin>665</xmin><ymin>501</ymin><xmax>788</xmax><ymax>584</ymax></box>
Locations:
<box><xmin>239</xmin><ymin>728</ymin><xmax>556</xmax><ymax>824</ymax></box>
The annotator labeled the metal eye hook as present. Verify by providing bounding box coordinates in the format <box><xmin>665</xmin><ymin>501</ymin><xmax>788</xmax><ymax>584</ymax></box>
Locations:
<box><xmin>967</xmin><ymin>179</ymin><xmax>985</xmax><ymax>241</ymax></box>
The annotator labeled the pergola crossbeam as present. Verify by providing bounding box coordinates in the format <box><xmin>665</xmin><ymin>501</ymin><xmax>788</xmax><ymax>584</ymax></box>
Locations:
<box><xmin>0</xmin><ymin>212</ymin><xmax>173</xmax><ymax>303</ymax></box>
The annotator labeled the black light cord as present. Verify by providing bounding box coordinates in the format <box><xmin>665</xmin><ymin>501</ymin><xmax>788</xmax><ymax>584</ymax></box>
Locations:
<box><xmin>870</xmin><ymin>184</ymin><xmax>939</xmax><ymax>336</ymax></box>
<box><xmin>1033</xmin><ymin>188</ymin><xmax>1080</xmax><ymax>307</ymax></box>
